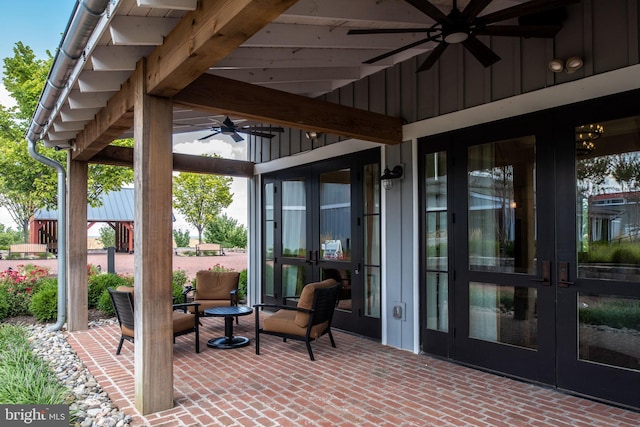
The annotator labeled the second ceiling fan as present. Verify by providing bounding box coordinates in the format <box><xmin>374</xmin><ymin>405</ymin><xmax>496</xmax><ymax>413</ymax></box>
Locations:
<box><xmin>348</xmin><ymin>0</ymin><xmax>578</xmax><ymax>71</ymax></box>
<box><xmin>198</xmin><ymin>116</ymin><xmax>285</xmax><ymax>142</ymax></box>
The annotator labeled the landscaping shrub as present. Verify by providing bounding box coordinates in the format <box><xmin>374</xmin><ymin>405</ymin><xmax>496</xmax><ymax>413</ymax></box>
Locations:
<box><xmin>96</xmin><ymin>288</ymin><xmax>118</xmax><ymax>316</ymax></box>
<box><xmin>29</xmin><ymin>278</ymin><xmax>58</xmax><ymax>322</ymax></box>
<box><xmin>238</xmin><ymin>269</ymin><xmax>247</xmax><ymax>300</ymax></box>
<box><xmin>172</xmin><ymin>270</ymin><xmax>189</xmax><ymax>303</ymax></box>
<box><xmin>0</xmin><ymin>288</ymin><xmax>9</xmax><ymax>320</ymax></box>
<box><xmin>0</xmin><ymin>265</ymin><xmax>50</xmax><ymax>317</ymax></box>
<box><xmin>88</xmin><ymin>273</ymin><xmax>131</xmax><ymax>308</ymax></box>
<box><xmin>580</xmin><ymin>300</ymin><xmax>640</xmax><ymax>330</ymax></box>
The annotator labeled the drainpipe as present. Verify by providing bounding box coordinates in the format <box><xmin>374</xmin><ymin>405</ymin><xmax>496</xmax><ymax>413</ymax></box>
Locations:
<box><xmin>28</xmin><ymin>142</ymin><xmax>67</xmax><ymax>331</ymax></box>
<box><xmin>25</xmin><ymin>0</ymin><xmax>111</xmax><ymax>331</ymax></box>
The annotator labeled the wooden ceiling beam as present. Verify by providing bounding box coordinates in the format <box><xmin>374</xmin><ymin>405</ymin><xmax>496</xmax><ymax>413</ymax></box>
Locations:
<box><xmin>174</xmin><ymin>74</ymin><xmax>403</xmax><ymax>145</ymax></box>
<box><xmin>89</xmin><ymin>145</ymin><xmax>255</xmax><ymax>178</ymax></box>
<box><xmin>146</xmin><ymin>0</ymin><xmax>299</xmax><ymax>98</ymax></box>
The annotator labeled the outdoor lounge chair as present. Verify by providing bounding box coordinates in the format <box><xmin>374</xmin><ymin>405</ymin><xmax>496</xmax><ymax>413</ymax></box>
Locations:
<box><xmin>108</xmin><ymin>286</ymin><xmax>201</xmax><ymax>354</ymax></box>
<box><xmin>185</xmin><ymin>270</ymin><xmax>240</xmax><ymax>321</ymax></box>
<box><xmin>254</xmin><ymin>279</ymin><xmax>340</xmax><ymax>361</ymax></box>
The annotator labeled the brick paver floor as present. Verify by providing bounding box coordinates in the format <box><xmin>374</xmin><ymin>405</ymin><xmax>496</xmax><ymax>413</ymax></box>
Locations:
<box><xmin>67</xmin><ymin>317</ymin><xmax>640</xmax><ymax>427</ymax></box>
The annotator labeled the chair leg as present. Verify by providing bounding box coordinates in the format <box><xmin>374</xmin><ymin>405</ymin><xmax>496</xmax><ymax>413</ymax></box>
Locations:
<box><xmin>116</xmin><ymin>336</ymin><xmax>124</xmax><ymax>355</ymax></box>
<box><xmin>328</xmin><ymin>329</ymin><xmax>336</xmax><ymax>348</ymax></box>
<box><xmin>305</xmin><ymin>341</ymin><xmax>315</xmax><ymax>361</ymax></box>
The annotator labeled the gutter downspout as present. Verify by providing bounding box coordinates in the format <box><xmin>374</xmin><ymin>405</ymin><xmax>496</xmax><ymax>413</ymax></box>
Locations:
<box><xmin>27</xmin><ymin>142</ymin><xmax>67</xmax><ymax>331</ymax></box>
<box><xmin>25</xmin><ymin>0</ymin><xmax>110</xmax><ymax>331</ymax></box>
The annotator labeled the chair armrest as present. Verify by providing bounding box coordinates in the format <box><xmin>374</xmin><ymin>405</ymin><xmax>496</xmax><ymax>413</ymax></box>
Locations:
<box><xmin>173</xmin><ymin>302</ymin><xmax>200</xmax><ymax>313</ymax></box>
<box><xmin>230</xmin><ymin>289</ymin><xmax>238</xmax><ymax>306</ymax></box>
<box><xmin>253</xmin><ymin>303</ymin><xmax>312</xmax><ymax>314</ymax></box>
<box><xmin>182</xmin><ymin>285</ymin><xmax>193</xmax><ymax>296</ymax></box>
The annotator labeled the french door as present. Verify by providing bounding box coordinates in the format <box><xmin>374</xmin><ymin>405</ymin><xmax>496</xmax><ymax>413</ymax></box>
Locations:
<box><xmin>262</xmin><ymin>149</ymin><xmax>381</xmax><ymax>338</ymax></box>
<box><xmin>421</xmin><ymin>94</ymin><xmax>640</xmax><ymax>409</ymax></box>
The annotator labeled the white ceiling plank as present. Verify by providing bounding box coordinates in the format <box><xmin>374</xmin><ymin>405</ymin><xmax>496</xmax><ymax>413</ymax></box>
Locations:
<box><xmin>53</xmin><ymin>120</ymin><xmax>89</xmax><ymax>132</ymax></box>
<box><xmin>68</xmin><ymin>90</ymin><xmax>115</xmax><ymax>109</ymax></box>
<box><xmin>136</xmin><ymin>0</ymin><xmax>197</xmax><ymax>11</ymax></box>
<box><xmin>78</xmin><ymin>71</ymin><xmax>132</xmax><ymax>92</ymax></box>
<box><xmin>91</xmin><ymin>46</ymin><xmax>154</xmax><ymax>71</ymax></box>
<box><xmin>258</xmin><ymin>80</ymin><xmax>336</xmax><ymax>94</ymax></box>
<box><xmin>208</xmin><ymin>67</ymin><xmax>366</xmax><ymax>84</ymax></box>
<box><xmin>109</xmin><ymin>16</ymin><xmax>180</xmax><ymax>45</ymax></box>
<box><xmin>60</xmin><ymin>105</ymin><xmax>100</xmax><ymax>122</ymax></box>
<box><xmin>46</xmin><ymin>130</ymin><xmax>84</xmax><ymax>141</ymax></box>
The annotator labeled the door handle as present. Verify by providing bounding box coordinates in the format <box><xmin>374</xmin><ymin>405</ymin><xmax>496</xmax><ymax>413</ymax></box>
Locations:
<box><xmin>531</xmin><ymin>260</ymin><xmax>551</xmax><ymax>285</ymax></box>
<box><xmin>557</xmin><ymin>261</ymin><xmax>574</xmax><ymax>287</ymax></box>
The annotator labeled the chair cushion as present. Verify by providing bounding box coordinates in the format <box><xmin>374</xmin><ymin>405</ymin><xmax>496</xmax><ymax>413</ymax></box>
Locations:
<box><xmin>264</xmin><ymin>310</ymin><xmax>329</xmax><ymax>339</ymax></box>
<box><xmin>294</xmin><ymin>279</ymin><xmax>336</xmax><ymax>327</ymax></box>
<box><xmin>116</xmin><ymin>285</ymin><xmax>134</xmax><ymax>294</ymax></box>
<box><xmin>172</xmin><ymin>311</ymin><xmax>195</xmax><ymax>333</ymax></box>
<box><xmin>195</xmin><ymin>271</ymin><xmax>239</xmax><ymax>300</ymax></box>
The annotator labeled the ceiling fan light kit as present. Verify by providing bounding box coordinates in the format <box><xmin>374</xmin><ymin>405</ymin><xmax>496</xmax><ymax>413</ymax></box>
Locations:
<box><xmin>348</xmin><ymin>0</ymin><xmax>578</xmax><ymax>72</ymax></box>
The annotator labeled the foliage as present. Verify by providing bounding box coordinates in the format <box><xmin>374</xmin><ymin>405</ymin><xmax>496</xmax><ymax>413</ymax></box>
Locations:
<box><xmin>0</xmin><ymin>324</ymin><xmax>72</xmax><ymax>405</ymax></box>
<box><xmin>238</xmin><ymin>269</ymin><xmax>247</xmax><ymax>300</ymax></box>
<box><xmin>173</xmin><ymin>164</ymin><xmax>233</xmax><ymax>244</ymax></box>
<box><xmin>97</xmin><ymin>226</ymin><xmax>115</xmax><ymax>248</ymax></box>
<box><xmin>29</xmin><ymin>278</ymin><xmax>58</xmax><ymax>322</ymax></box>
<box><xmin>172</xmin><ymin>270</ymin><xmax>189</xmax><ymax>303</ymax></box>
<box><xmin>585</xmin><ymin>241</ymin><xmax>640</xmax><ymax>265</ymax></box>
<box><xmin>579</xmin><ymin>299</ymin><xmax>640</xmax><ymax>330</ymax></box>
<box><xmin>0</xmin><ymin>223</ymin><xmax>22</xmax><ymax>249</ymax></box>
<box><xmin>190</xmin><ymin>264</ymin><xmax>235</xmax><ymax>287</ymax></box>
<box><xmin>0</xmin><ymin>264</ymin><xmax>50</xmax><ymax>317</ymax></box>
<box><xmin>88</xmin><ymin>273</ymin><xmax>132</xmax><ymax>309</ymax></box>
<box><xmin>97</xmin><ymin>289</ymin><xmax>116</xmax><ymax>315</ymax></box>
<box><xmin>0</xmin><ymin>288</ymin><xmax>9</xmax><ymax>319</ymax></box>
<box><xmin>204</xmin><ymin>213</ymin><xmax>247</xmax><ymax>248</ymax></box>
<box><xmin>0</xmin><ymin>43</ymin><xmax>133</xmax><ymax>242</ymax></box>
<box><xmin>173</xmin><ymin>228</ymin><xmax>191</xmax><ymax>248</ymax></box>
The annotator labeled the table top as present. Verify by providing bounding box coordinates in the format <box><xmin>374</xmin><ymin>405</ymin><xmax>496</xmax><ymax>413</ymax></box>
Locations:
<box><xmin>204</xmin><ymin>306</ymin><xmax>253</xmax><ymax>317</ymax></box>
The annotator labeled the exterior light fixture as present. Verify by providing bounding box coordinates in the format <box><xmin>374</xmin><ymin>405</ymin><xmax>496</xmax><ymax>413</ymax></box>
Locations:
<box><xmin>575</xmin><ymin>123</ymin><xmax>604</xmax><ymax>155</ymax></box>
<box><xmin>380</xmin><ymin>165</ymin><xmax>403</xmax><ymax>190</ymax></box>
<box><xmin>548</xmin><ymin>56</ymin><xmax>584</xmax><ymax>74</ymax></box>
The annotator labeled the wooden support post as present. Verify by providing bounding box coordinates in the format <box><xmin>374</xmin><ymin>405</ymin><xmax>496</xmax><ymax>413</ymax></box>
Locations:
<box><xmin>132</xmin><ymin>59</ymin><xmax>175</xmax><ymax>414</ymax></box>
<box><xmin>67</xmin><ymin>157</ymin><xmax>88</xmax><ymax>331</ymax></box>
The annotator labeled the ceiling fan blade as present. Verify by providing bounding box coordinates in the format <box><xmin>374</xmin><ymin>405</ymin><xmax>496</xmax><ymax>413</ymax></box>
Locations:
<box><xmin>462</xmin><ymin>36</ymin><xmax>501</xmax><ymax>67</ymax></box>
<box><xmin>242</xmin><ymin>130</ymin><xmax>277</xmax><ymax>139</ymax></box>
<box><xmin>230</xmin><ymin>132</ymin><xmax>244</xmax><ymax>142</ymax></box>
<box><xmin>198</xmin><ymin>130</ymin><xmax>221</xmax><ymax>141</ymax></box>
<box><xmin>348</xmin><ymin>28</ymin><xmax>432</xmax><ymax>35</ymax></box>
<box><xmin>363</xmin><ymin>36</ymin><xmax>437</xmax><ymax>64</ymax></box>
<box><xmin>462</xmin><ymin>0</ymin><xmax>493</xmax><ymax>20</ymax></box>
<box><xmin>475</xmin><ymin>0</ymin><xmax>579</xmax><ymax>26</ymax></box>
<box><xmin>416</xmin><ymin>42</ymin><xmax>448</xmax><ymax>72</ymax></box>
<box><xmin>474</xmin><ymin>24</ymin><xmax>562</xmax><ymax>38</ymax></box>
<box><xmin>222</xmin><ymin>116</ymin><xmax>236</xmax><ymax>128</ymax></box>
<box><xmin>243</xmin><ymin>126</ymin><xmax>285</xmax><ymax>132</ymax></box>
<box><xmin>404</xmin><ymin>0</ymin><xmax>452</xmax><ymax>24</ymax></box>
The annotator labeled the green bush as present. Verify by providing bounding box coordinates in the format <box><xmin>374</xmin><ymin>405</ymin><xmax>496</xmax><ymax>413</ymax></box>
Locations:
<box><xmin>172</xmin><ymin>270</ymin><xmax>189</xmax><ymax>303</ymax></box>
<box><xmin>0</xmin><ymin>265</ymin><xmax>50</xmax><ymax>317</ymax></box>
<box><xmin>88</xmin><ymin>273</ymin><xmax>131</xmax><ymax>308</ymax></box>
<box><xmin>238</xmin><ymin>269</ymin><xmax>247</xmax><ymax>300</ymax></box>
<box><xmin>96</xmin><ymin>288</ymin><xmax>117</xmax><ymax>315</ymax></box>
<box><xmin>580</xmin><ymin>300</ymin><xmax>640</xmax><ymax>330</ymax></box>
<box><xmin>0</xmin><ymin>288</ymin><xmax>9</xmax><ymax>320</ymax></box>
<box><xmin>29</xmin><ymin>279</ymin><xmax>58</xmax><ymax>322</ymax></box>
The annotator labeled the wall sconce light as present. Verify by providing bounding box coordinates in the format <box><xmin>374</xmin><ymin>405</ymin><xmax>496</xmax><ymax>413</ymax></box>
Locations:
<box><xmin>380</xmin><ymin>165</ymin><xmax>403</xmax><ymax>190</ymax></box>
<box><xmin>305</xmin><ymin>131</ymin><xmax>321</xmax><ymax>141</ymax></box>
<box><xmin>548</xmin><ymin>56</ymin><xmax>583</xmax><ymax>74</ymax></box>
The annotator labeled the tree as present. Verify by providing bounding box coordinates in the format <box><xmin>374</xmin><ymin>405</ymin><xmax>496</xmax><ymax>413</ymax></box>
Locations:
<box><xmin>0</xmin><ymin>224</ymin><xmax>22</xmax><ymax>248</ymax></box>
<box><xmin>97</xmin><ymin>226</ymin><xmax>115</xmax><ymax>248</ymax></box>
<box><xmin>0</xmin><ymin>43</ymin><xmax>134</xmax><ymax>242</ymax></box>
<box><xmin>173</xmin><ymin>229</ymin><xmax>191</xmax><ymax>248</ymax></box>
<box><xmin>173</xmin><ymin>167</ymin><xmax>233</xmax><ymax>244</ymax></box>
<box><xmin>204</xmin><ymin>214</ymin><xmax>247</xmax><ymax>248</ymax></box>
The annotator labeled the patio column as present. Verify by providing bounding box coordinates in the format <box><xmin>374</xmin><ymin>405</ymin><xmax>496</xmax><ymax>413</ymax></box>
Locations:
<box><xmin>132</xmin><ymin>58</ymin><xmax>174</xmax><ymax>414</ymax></box>
<box><xmin>67</xmin><ymin>157</ymin><xmax>88</xmax><ymax>331</ymax></box>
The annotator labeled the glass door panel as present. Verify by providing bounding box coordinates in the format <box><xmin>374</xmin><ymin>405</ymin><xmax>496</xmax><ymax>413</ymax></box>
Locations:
<box><xmin>319</xmin><ymin>169</ymin><xmax>351</xmax><ymax>261</ymax></box>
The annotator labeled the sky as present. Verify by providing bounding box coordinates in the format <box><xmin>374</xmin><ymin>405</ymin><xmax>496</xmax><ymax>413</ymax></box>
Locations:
<box><xmin>0</xmin><ymin>1</ymin><xmax>248</xmax><ymax>234</ymax></box>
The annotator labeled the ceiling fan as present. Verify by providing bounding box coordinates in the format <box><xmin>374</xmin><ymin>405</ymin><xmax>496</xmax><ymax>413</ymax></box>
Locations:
<box><xmin>348</xmin><ymin>0</ymin><xmax>578</xmax><ymax>71</ymax></box>
<box><xmin>198</xmin><ymin>116</ymin><xmax>285</xmax><ymax>142</ymax></box>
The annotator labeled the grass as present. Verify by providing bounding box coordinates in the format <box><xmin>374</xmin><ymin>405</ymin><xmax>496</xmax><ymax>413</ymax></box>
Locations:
<box><xmin>0</xmin><ymin>324</ymin><xmax>72</xmax><ymax>405</ymax></box>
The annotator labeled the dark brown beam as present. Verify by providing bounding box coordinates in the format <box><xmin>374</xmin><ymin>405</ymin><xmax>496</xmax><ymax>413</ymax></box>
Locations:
<box><xmin>89</xmin><ymin>145</ymin><xmax>255</xmax><ymax>178</ymax></box>
<box><xmin>174</xmin><ymin>74</ymin><xmax>403</xmax><ymax>145</ymax></box>
<box><xmin>146</xmin><ymin>0</ymin><xmax>298</xmax><ymax>97</ymax></box>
